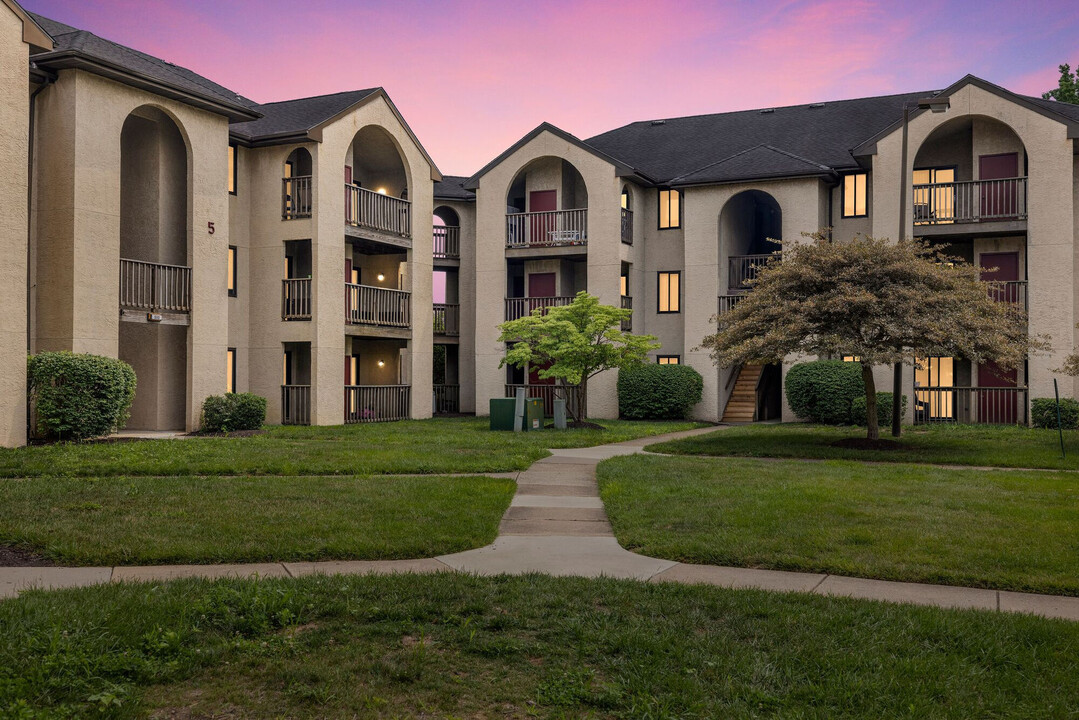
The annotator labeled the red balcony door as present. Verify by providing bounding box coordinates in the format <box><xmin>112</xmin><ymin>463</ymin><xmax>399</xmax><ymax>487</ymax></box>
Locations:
<box><xmin>979</xmin><ymin>153</ymin><xmax>1018</xmax><ymax>219</ymax></box>
<box><xmin>527</xmin><ymin>272</ymin><xmax>556</xmax><ymax>316</ymax></box>
<box><xmin>529</xmin><ymin>190</ymin><xmax>556</xmax><ymax>245</ymax></box>
<box><xmin>980</xmin><ymin>251</ymin><xmax>1019</xmax><ymax>303</ymax></box>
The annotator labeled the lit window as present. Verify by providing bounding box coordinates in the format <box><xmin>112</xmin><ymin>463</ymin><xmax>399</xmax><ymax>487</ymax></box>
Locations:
<box><xmin>228</xmin><ymin>246</ymin><xmax>237</xmax><ymax>297</ymax></box>
<box><xmin>913</xmin><ymin>167</ymin><xmax>956</xmax><ymax>224</ymax></box>
<box><xmin>658</xmin><ymin>271</ymin><xmax>680</xmax><ymax>313</ymax></box>
<box><xmin>226</xmin><ymin>348</ymin><xmax>236</xmax><ymax>393</ymax></box>
<box><xmin>842</xmin><ymin>173</ymin><xmax>867</xmax><ymax>217</ymax></box>
<box><xmin>228</xmin><ymin>144</ymin><xmax>237</xmax><ymax>195</ymax></box>
<box><xmin>914</xmin><ymin>356</ymin><xmax>955</xmax><ymax>419</ymax></box>
<box><xmin>620</xmin><ymin>275</ymin><xmax>628</xmax><ymax>297</ymax></box>
<box><xmin>658</xmin><ymin>355</ymin><xmax>680</xmax><ymax>365</ymax></box>
<box><xmin>659</xmin><ymin>189</ymin><xmax>681</xmax><ymax>229</ymax></box>
<box><xmin>842</xmin><ymin>355</ymin><xmax>861</xmax><ymax>362</ymax></box>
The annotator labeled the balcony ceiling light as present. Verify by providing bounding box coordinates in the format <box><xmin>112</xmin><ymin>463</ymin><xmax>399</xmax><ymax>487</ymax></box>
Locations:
<box><xmin>377</xmin><ymin>187</ymin><xmax>388</xmax><ymax>195</ymax></box>
<box><xmin>377</xmin><ymin>360</ymin><xmax>385</xmax><ymax>367</ymax></box>
<box><xmin>377</xmin><ymin>273</ymin><xmax>386</xmax><ymax>282</ymax></box>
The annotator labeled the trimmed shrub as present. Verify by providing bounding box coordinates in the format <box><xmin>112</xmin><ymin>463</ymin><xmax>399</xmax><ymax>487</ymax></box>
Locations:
<box><xmin>851</xmin><ymin>392</ymin><xmax>908</xmax><ymax>427</ymax></box>
<box><xmin>201</xmin><ymin>393</ymin><xmax>266</xmax><ymax>433</ymax></box>
<box><xmin>1031</xmin><ymin>397</ymin><xmax>1079</xmax><ymax>430</ymax></box>
<box><xmin>618</xmin><ymin>364</ymin><xmax>704</xmax><ymax>420</ymax></box>
<box><xmin>28</xmin><ymin>351</ymin><xmax>137</xmax><ymax>441</ymax></box>
<box><xmin>784</xmin><ymin>360</ymin><xmax>864</xmax><ymax>425</ymax></box>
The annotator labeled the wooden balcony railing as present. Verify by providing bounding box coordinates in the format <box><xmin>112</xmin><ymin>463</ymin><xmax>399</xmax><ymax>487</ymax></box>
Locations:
<box><xmin>119</xmin><ymin>258</ymin><xmax>191</xmax><ymax>313</ymax></box>
<box><xmin>344</xmin><ymin>385</ymin><xmax>410</xmax><ymax>423</ymax></box>
<box><xmin>505</xmin><ymin>383</ymin><xmax>582</xmax><ymax>418</ymax></box>
<box><xmin>985</xmin><ymin>280</ymin><xmax>1027</xmax><ymax>311</ymax></box>
<box><xmin>728</xmin><ymin>253</ymin><xmax>780</xmax><ymax>291</ymax></box>
<box><xmin>281</xmin><ymin>278</ymin><xmax>312</xmax><ymax>320</ymax></box>
<box><xmin>281</xmin><ymin>385</ymin><xmax>311</xmax><ymax>425</ymax></box>
<box><xmin>282</xmin><ymin>175</ymin><xmax>312</xmax><ymax>219</ymax></box>
<box><xmin>434</xmin><ymin>225</ymin><xmax>460</xmax><ymax>259</ymax></box>
<box><xmin>433</xmin><ymin>384</ymin><xmax>460</xmax><ymax>414</ymax></box>
<box><xmin>506</xmin><ymin>208</ymin><xmax>587</xmax><ymax>248</ymax></box>
<box><xmin>717</xmin><ymin>294</ymin><xmax>743</xmax><ymax>316</ymax></box>
<box><xmin>345</xmin><ymin>184</ymin><xmax>411</xmax><ymax>238</ymax></box>
<box><xmin>345</xmin><ymin>283</ymin><xmax>411</xmax><ymax>328</ymax></box>
<box><xmin>621</xmin><ymin>208</ymin><xmax>633</xmax><ymax>245</ymax></box>
<box><xmin>913</xmin><ymin>177</ymin><xmax>1027</xmax><ymax>225</ymax></box>
<box><xmin>913</xmin><ymin>386</ymin><xmax>1028</xmax><ymax>425</ymax></box>
<box><xmin>504</xmin><ymin>296</ymin><xmax>575</xmax><ymax>321</ymax></box>
<box><xmin>433</xmin><ymin>303</ymin><xmax>460</xmax><ymax>336</ymax></box>
<box><xmin>620</xmin><ymin>295</ymin><xmax>632</xmax><ymax>332</ymax></box>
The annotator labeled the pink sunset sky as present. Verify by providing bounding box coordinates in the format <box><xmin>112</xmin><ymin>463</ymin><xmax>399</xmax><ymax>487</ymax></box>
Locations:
<box><xmin>26</xmin><ymin>0</ymin><xmax>1079</xmax><ymax>177</ymax></box>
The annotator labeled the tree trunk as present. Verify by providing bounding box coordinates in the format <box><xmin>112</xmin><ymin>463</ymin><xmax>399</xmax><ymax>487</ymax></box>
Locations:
<box><xmin>862</xmin><ymin>363</ymin><xmax>879</xmax><ymax>441</ymax></box>
<box><xmin>578</xmin><ymin>377</ymin><xmax>588</xmax><ymax>422</ymax></box>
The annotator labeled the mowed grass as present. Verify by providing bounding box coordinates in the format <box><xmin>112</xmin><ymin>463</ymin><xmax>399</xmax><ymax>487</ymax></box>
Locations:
<box><xmin>0</xmin><ymin>418</ymin><xmax>705</xmax><ymax>478</ymax></box>
<box><xmin>0</xmin><ymin>474</ymin><xmax>515</xmax><ymax>566</ymax></box>
<box><xmin>647</xmin><ymin>422</ymin><xmax>1079</xmax><ymax>469</ymax></box>
<box><xmin>599</xmin><ymin>455</ymin><xmax>1079</xmax><ymax>595</ymax></box>
<box><xmin>4</xmin><ymin>574</ymin><xmax>1079</xmax><ymax>719</ymax></box>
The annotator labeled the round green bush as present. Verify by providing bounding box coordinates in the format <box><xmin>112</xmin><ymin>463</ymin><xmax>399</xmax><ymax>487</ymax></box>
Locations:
<box><xmin>851</xmin><ymin>392</ymin><xmax>908</xmax><ymax>427</ymax></box>
<box><xmin>784</xmin><ymin>360</ymin><xmax>864</xmax><ymax>424</ymax></box>
<box><xmin>1031</xmin><ymin>397</ymin><xmax>1079</xmax><ymax>430</ymax></box>
<box><xmin>201</xmin><ymin>393</ymin><xmax>266</xmax><ymax>433</ymax></box>
<box><xmin>618</xmin><ymin>364</ymin><xmax>704</xmax><ymax>420</ymax></box>
<box><xmin>28</xmin><ymin>351</ymin><xmax>137</xmax><ymax>441</ymax></box>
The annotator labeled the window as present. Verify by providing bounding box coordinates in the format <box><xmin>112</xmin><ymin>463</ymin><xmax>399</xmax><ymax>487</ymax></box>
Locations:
<box><xmin>228</xmin><ymin>144</ymin><xmax>237</xmax><ymax>195</ymax></box>
<box><xmin>226</xmin><ymin>348</ymin><xmax>236</xmax><ymax>393</ymax></box>
<box><xmin>228</xmin><ymin>246</ymin><xmax>237</xmax><ymax>297</ymax></box>
<box><xmin>657</xmin><ymin>271</ymin><xmax>680</xmax><ymax>313</ymax></box>
<box><xmin>914</xmin><ymin>356</ymin><xmax>955</xmax><ymax>420</ymax></box>
<box><xmin>842</xmin><ymin>173</ymin><xmax>867</xmax><ymax>217</ymax></box>
<box><xmin>659</xmin><ymin>189</ymin><xmax>681</xmax><ymax>229</ymax></box>
<box><xmin>658</xmin><ymin>355</ymin><xmax>680</xmax><ymax>365</ymax></box>
<box><xmin>620</xmin><ymin>274</ymin><xmax>628</xmax><ymax>297</ymax></box>
<box><xmin>913</xmin><ymin>167</ymin><xmax>956</xmax><ymax>224</ymax></box>
<box><xmin>842</xmin><ymin>355</ymin><xmax>861</xmax><ymax>362</ymax></box>
<box><xmin>283</xmin><ymin>350</ymin><xmax>293</xmax><ymax>385</ymax></box>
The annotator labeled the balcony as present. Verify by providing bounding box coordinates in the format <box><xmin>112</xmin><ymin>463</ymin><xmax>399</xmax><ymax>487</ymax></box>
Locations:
<box><xmin>281</xmin><ymin>278</ymin><xmax>312</xmax><ymax>320</ymax></box>
<box><xmin>281</xmin><ymin>385</ymin><xmax>311</xmax><ymax>425</ymax></box>
<box><xmin>728</xmin><ymin>253</ymin><xmax>780</xmax><ymax>292</ymax></box>
<box><xmin>620</xmin><ymin>295</ymin><xmax>632</xmax><ymax>331</ymax></box>
<box><xmin>433</xmin><ymin>384</ymin><xmax>460</xmax><ymax>414</ymax></box>
<box><xmin>506</xmin><ymin>209</ymin><xmax>587</xmax><ymax>249</ymax></box>
<box><xmin>717</xmin><ymin>294</ymin><xmax>743</xmax><ymax>316</ymax></box>
<box><xmin>505</xmin><ymin>383</ymin><xmax>582</xmax><ymax>418</ymax></box>
<box><xmin>434</xmin><ymin>225</ymin><xmax>460</xmax><ymax>260</ymax></box>
<box><xmin>345</xmin><ymin>283</ymin><xmax>411</xmax><ymax>328</ymax></box>
<box><xmin>913</xmin><ymin>177</ymin><xmax>1027</xmax><ymax>227</ymax></box>
<box><xmin>119</xmin><ymin>258</ymin><xmax>191</xmax><ymax>322</ymax></box>
<box><xmin>345</xmin><ymin>184</ymin><xmax>411</xmax><ymax>239</ymax></box>
<box><xmin>621</xmin><ymin>208</ymin><xmax>633</xmax><ymax>245</ymax></box>
<box><xmin>986</xmin><ymin>280</ymin><xmax>1027</xmax><ymax>311</ymax></box>
<box><xmin>913</xmin><ymin>386</ymin><xmax>1028</xmax><ymax>425</ymax></box>
<box><xmin>282</xmin><ymin>176</ymin><xmax>312</xmax><ymax>219</ymax></box>
<box><xmin>433</xmin><ymin>303</ymin><xmax>459</xmax><ymax>336</ymax></box>
<box><xmin>505</xmin><ymin>296</ymin><xmax>574</xmax><ymax>321</ymax></box>
<box><xmin>345</xmin><ymin>385</ymin><xmax>411</xmax><ymax>423</ymax></box>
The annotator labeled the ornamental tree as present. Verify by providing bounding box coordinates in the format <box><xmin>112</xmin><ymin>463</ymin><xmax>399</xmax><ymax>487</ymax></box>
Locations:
<box><xmin>700</xmin><ymin>233</ymin><xmax>1042</xmax><ymax>440</ymax></box>
<box><xmin>1042</xmin><ymin>63</ymin><xmax>1079</xmax><ymax>105</ymax></box>
<box><xmin>498</xmin><ymin>292</ymin><xmax>659</xmax><ymax>421</ymax></box>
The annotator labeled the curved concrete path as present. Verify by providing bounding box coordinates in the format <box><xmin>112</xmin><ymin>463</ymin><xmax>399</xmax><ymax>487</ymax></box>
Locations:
<box><xmin>3</xmin><ymin>425</ymin><xmax>1078</xmax><ymax>623</ymax></box>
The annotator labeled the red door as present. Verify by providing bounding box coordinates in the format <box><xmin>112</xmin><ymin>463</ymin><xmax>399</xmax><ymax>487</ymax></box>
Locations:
<box><xmin>527</xmin><ymin>272</ymin><xmax>557</xmax><ymax>316</ymax></box>
<box><xmin>344</xmin><ymin>166</ymin><xmax>354</xmax><ymax>223</ymax></box>
<box><xmin>979</xmin><ymin>153</ymin><xmax>1018</xmax><ymax>219</ymax></box>
<box><xmin>979</xmin><ymin>251</ymin><xmax>1019</xmax><ymax>303</ymax></box>
<box><xmin>529</xmin><ymin>190</ymin><xmax>557</xmax><ymax>246</ymax></box>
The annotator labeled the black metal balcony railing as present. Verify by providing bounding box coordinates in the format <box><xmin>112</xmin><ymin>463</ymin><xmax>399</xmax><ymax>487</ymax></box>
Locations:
<box><xmin>717</xmin><ymin>294</ymin><xmax>744</xmax><ymax>316</ymax></box>
<box><xmin>728</xmin><ymin>253</ymin><xmax>780</xmax><ymax>291</ymax></box>
<box><xmin>506</xmin><ymin>209</ymin><xmax>587</xmax><ymax>248</ymax></box>
<box><xmin>504</xmin><ymin>296</ymin><xmax>575</xmax><ymax>321</ymax></box>
<box><xmin>433</xmin><ymin>384</ymin><xmax>460</xmax><ymax>414</ymax></box>
<box><xmin>282</xmin><ymin>175</ymin><xmax>312</xmax><ymax>219</ymax></box>
<box><xmin>913</xmin><ymin>177</ymin><xmax>1027</xmax><ymax>225</ymax></box>
<box><xmin>620</xmin><ymin>295</ymin><xmax>632</xmax><ymax>331</ymax></box>
<box><xmin>621</xmin><ymin>208</ymin><xmax>633</xmax><ymax>245</ymax></box>
<box><xmin>281</xmin><ymin>278</ymin><xmax>312</xmax><ymax>320</ymax></box>
<box><xmin>119</xmin><ymin>258</ymin><xmax>192</xmax><ymax>313</ymax></box>
<box><xmin>281</xmin><ymin>385</ymin><xmax>311</xmax><ymax>425</ymax></box>
<box><xmin>433</xmin><ymin>303</ymin><xmax>460</xmax><ymax>336</ymax></box>
<box><xmin>434</xmin><ymin>225</ymin><xmax>460</xmax><ymax>259</ymax></box>
<box><xmin>505</xmin><ymin>383</ymin><xmax>582</xmax><ymax>418</ymax></box>
<box><xmin>345</xmin><ymin>184</ymin><xmax>412</xmax><ymax>238</ymax></box>
<box><xmin>913</xmin><ymin>386</ymin><xmax>1028</xmax><ymax>425</ymax></box>
<box><xmin>344</xmin><ymin>385</ymin><xmax>410</xmax><ymax>423</ymax></box>
<box><xmin>345</xmin><ymin>283</ymin><xmax>411</xmax><ymax>328</ymax></box>
<box><xmin>985</xmin><ymin>280</ymin><xmax>1027</xmax><ymax>311</ymax></box>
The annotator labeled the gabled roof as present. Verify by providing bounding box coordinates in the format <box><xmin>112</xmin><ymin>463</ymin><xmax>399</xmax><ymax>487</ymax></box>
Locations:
<box><xmin>434</xmin><ymin>175</ymin><xmax>474</xmax><ymax>201</ymax></box>
<box><xmin>464</xmin><ymin>122</ymin><xmax>650</xmax><ymax>190</ymax></box>
<box><xmin>2</xmin><ymin>0</ymin><xmax>51</xmax><ymax>51</ymax></box>
<box><xmin>28</xmin><ymin>12</ymin><xmax>259</xmax><ymax>122</ymax></box>
<box><xmin>671</xmin><ymin>144</ymin><xmax>835</xmax><ymax>186</ymax></box>
<box><xmin>229</xmin><ymin>89</ymin><xmax>379</xmax><ymax>144</ymax></box>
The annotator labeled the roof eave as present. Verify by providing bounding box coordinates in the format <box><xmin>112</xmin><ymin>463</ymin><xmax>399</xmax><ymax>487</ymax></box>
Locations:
<box><xmin>2</xmin><ymin>0</ymin><xmax>52</xmax><ymax>51</ymax></box>
<box><xmin>670</xmin><ymin>170</ymin><xmax>837</xmax><ymax>189</ymax></box>
<box><xmin>229</xmin><ymin>130</ymin><xmax>314</xmax><ymax>148</ymax></box>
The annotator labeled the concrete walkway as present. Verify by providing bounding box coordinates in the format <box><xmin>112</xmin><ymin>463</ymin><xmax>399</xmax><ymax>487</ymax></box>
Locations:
<box><xmin>3</xmin><ymin>425</ymin><xmax>1079</xmax><ymax>623</ymax></box>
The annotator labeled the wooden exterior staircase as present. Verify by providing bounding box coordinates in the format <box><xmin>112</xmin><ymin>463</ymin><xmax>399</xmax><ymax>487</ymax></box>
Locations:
<box><xmin>722</xmin><ymin>364</ymin><xmax>764</xmax><ymax>423</ymax></box>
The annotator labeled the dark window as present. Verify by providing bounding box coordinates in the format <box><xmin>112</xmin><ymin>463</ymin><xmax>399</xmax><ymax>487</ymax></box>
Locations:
<box><xmin>226</xmin><ymin>348</ymin><xmax>236</xmax><ymax>393</ymax></box>
<box><xmin>657</xmin><ymin>355</ymin><xmax>680</xmax><ymax>365</ymax></box>
<box><xmin>659</xmin><ymin>189</ymin><xmax>681</xmax><ymax>229</ymax></box>
<box><xmin>228</xmin><ymin>144</ymin><xmax>237</xmax><ymax>195</ymax></box>
<box><xmin>842</xmin><ymin>173</ymin><xmax>867</xmax><ymax>217</ymax></box>
<box><xmin>228</xmin><ymin>246</ymin><xmax>237</xmax><ymax>297</ymax></box>
<box><xmin>658</xmin><ymin>271</ymin><xmax>680</xmax><ymax>313</ymax></box>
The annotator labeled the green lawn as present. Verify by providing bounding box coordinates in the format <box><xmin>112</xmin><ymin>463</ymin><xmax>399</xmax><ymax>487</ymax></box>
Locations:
<box><xmin>647</xmin><ymin>422</ymin><xmax>1079</xmax><ymax>469</ymax></box>
<box><xmin>4</xmin><ymin>574</ymin><xmax>1078</xmax><ymax>718</ymax></box>
<box><xmin>599</xmin><ymin>454</ymin><xmax>1079</xmax><ymax>595</ymax></box>
<box><xmin>0</xmin><ymin>418</ymin><xmax>704</xmax><ymax>478</ymax></box>
<box><xmin>0</xmin><ymin>474</ymin><xmax>515</xmax><ymax>566</ymax></box>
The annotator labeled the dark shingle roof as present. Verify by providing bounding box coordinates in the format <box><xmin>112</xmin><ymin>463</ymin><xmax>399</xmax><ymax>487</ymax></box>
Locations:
<box><xmin>230</xmin><ymin>89</ymin><xmax>380</xmax><ymax>142</ymax></box>
<box><xmin>586</xmin><ymin>91</ymin><xmax>934</xmax><ymax>184</ymax></box>
<box><xmin>672</xmin><ymin>144</ymin><xmax>834</xmax><ymax>185</ymax></box>
<box><xmin>28</xmin><ymin>12</ymin><xmax>259</xmax><ymax>121</ymax></box>
<box><xmin>434</xmin><ymin>175</ymin><xmax>474</xmax><ymax>201</ymax></box>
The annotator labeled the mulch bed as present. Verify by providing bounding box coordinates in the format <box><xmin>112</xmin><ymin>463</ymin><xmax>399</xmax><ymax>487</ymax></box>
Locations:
<box><xmin>830</xmin><ymin>437</ymin><xmax>906</xmax><ymax>451</ymax></box>
<box><xmin>0</xmin><ymin>545</ymin><xmax>55</xmax><ymax>567</ymax></box>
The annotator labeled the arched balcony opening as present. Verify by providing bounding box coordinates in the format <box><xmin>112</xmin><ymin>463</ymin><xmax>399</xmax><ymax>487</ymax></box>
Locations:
<box><xmin>719</xmin><ymin>189</ymin><xmax>782</xmax><ymax>297</ymax></box>
<box><xmin>505</xmin><ymin>157</ymin><xmax>588</xmax><ymax>248</ymax></box>
<box><xmin>433</xmin><ymin>206</ymin><xmax>460</xmax><ymax>259</ymax></box>
<box><xmin>620</xmin><ymin>184</ymin><xmax>634</xmax><ymax>245</ymax></box>
<box><xmin>282</xmin><ymin>147</ymin><xmax>313</xmax><ymax>219</ymax></box>
<box><xmin>344</xmin><ymin>125</ymin><xmax>411</xmax><ymax>239</ymax></box>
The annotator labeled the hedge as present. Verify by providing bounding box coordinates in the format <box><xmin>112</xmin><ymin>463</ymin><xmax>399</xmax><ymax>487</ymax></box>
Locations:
<box><xmin>27</xmin><ymin>351</ymin><xmax>137</xmax><ymax>441</ymax></box>
<box><xmin>784</xmin><ymin>360</ymin><xmax>864</xmax><ymax>425</ymax></box>
<box><xmin>851</xmin><ymin>392</ymin><xmax>908</xmax><ymax>427</ymax></box>
<box><xmin>200</xmin><ymin>393</ymin><xmax>266</xmax><ymax>433</ymax></box>
<box><xmin>1031</xmin><ymin>397</ymin><xmax>1079</xmax><ymax>430</ymax></box>
<box><xmin>618</xmin><ymin>364</ymin><xmax>704</xmax><ymax>420</ymax></box>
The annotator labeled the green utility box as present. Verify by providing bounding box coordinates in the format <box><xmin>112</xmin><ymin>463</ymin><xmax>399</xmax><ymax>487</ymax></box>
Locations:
<box><xmin>524</xmin><ymin>398</ymin><xmax>545</xmax><ymax>431</ymax></box>
<box><xmin>489</xmin><ymin>398</ymin><xmax>517</xmax><ymax>431</ymax></box>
